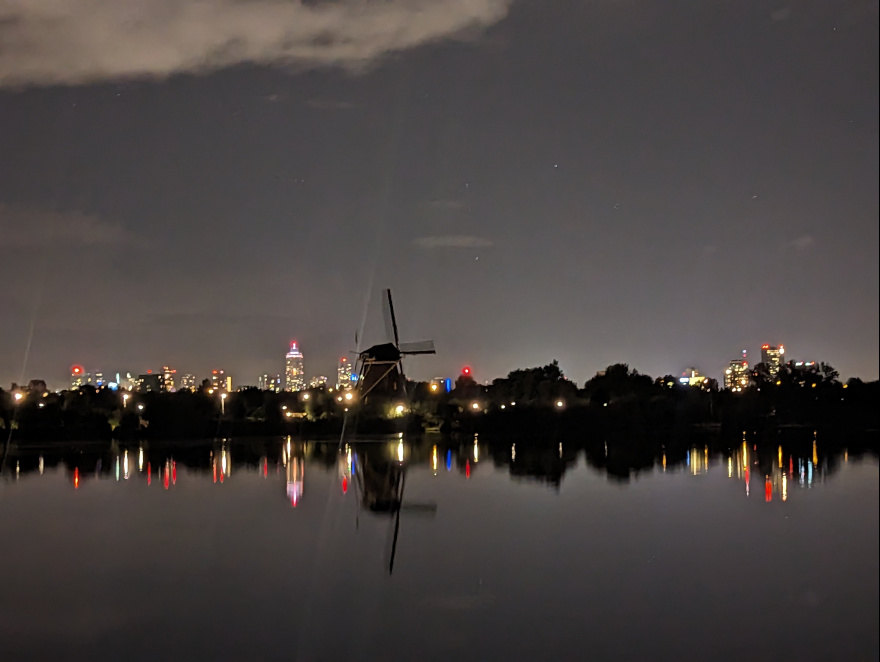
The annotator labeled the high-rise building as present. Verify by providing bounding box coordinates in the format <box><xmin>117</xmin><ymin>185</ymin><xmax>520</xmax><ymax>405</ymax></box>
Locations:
<box><xmin>761</xmin><ymin>344</ymin><xmax>785</xmax><ymax>377</ymax></box>
<box><xmin>259</xmin><ymin>374</ymin><xmax>282</xmax><ymax>392</ymax></box>
<box><xmin>137</xmin><ymin>373</ymin><xmax>164</xmax><ymax>392</ymax></box>
<box><xmin>161</xmin><ymin>366</ymin><xmax>176</xmax><ymax>392</ymax></box>
<box><xmin>70</xmin><ymin>365</ymin><xmax>86</xmax><ymax>389</ymax></box>
<box><xmin>309</xmin><ymin>375</ymin><xmax>329</xmax><ymax>389</ymax></box>
<box><xmin>179</xmin><ymin>374</ymin><xmax>197</xmax><ymax>390</ymax></box>
<box><xmin>285</xmin><ymin>342</ymin><xmax>306</xmax><ymax>392</ymax></box>
<box><xmin>337</xmin><ymin>357</ymin><xmax>353</xmax><ymax>390</ymax></box>
<box><xmin>679</xmin><ymin>368</ymin><xmax>706</xmax><ymax>387</ymax></box>
<box><xmin>724</xmin><ymin>351</ymin><xmax>750</xmax><ymax>391</ymax></box>
<box><xmin>211</xmin><ymin>370</ymin><xmax>232</xmax><ymax>392</ymax></box>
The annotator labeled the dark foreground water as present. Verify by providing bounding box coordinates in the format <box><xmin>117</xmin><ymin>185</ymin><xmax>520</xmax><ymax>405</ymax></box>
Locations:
<box><xmin>0</xmin><ymin>436</ymin><xmax>877</xmax><ymax>662</ymax></box>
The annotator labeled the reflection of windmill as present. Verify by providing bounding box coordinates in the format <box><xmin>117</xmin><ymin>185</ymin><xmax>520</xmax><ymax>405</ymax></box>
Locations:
<box><xmin>355</xmin><ymin>289</ymin><xmax>435</xmax><ymax>403</ymax></box>
<box><xmin>352</xmin><ymin>441</ymin><xmax>437</xmax><ymax>574</ymax></box>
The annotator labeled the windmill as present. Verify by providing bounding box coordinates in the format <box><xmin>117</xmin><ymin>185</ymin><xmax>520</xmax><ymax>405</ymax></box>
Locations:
<box><xmin>355</xmin><ymin>289</ymin><xmax>435</xmax><ymax>403</ymax></box>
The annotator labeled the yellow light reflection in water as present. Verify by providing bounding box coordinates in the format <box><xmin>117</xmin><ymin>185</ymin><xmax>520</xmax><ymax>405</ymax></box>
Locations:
<box><xmin>397</xmin><ymin>440</ymin><xmax>404</xmax><ymax>463</ymax></box>
<box><xmin>782</xmin><ymin>473</ymin><xmax>787</xmax><ymax>502</ymax></box>
<box><xmin>473</xmin><ymin>442</ymin><xmax>479</xmax><ymax>463</ymax></box>
<box><xmin>778</xmin><ymin>445</ymin><xmax>783</xmax><ymax>469</ymax></box>
<box><xmin>138</xmin><ymin>447</ymin><xmax>144</xmax><ymax>472</ymax></box>
<box><xmin>123</xmin><ymin>450</ymin><xmax>129</xmax><ymax>480</ymax></box>
<box><xmin>812</xmin><ymin>440</ymin><xmax>818</xmax><ymax>466</ymax></box>
<box><xmin>728</xmin><ymin>457</ymin><xmax>732</xmax><ymax>478</ymax></box>
<box><xmin>662</xmin><ymin>453</ymin><xmax>666</xmax><ymax>471</ymax></box>
<box><xmin>432</xmin><ymin>445</ymin><xmax>438</xmax><ymax>474</ymax></box>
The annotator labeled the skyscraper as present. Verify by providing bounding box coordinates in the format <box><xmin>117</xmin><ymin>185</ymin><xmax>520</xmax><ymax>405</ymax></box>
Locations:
<box><xmin>724</xmin><ymin>351</ymin><xmax>750</xmax><ymax>391</ymax></box>
<box><xmin>285</xmin><ymin>342</ymin><xmax>306</xmax><ymax>392</ymax></box>
<box><xmin>162</xmin><ymin>366</ymin><xmax>176</xmax><ymax>392</ymax></box>
<box><xmin>337</xmin><ymin>356</ymin><xmax>353</xmax><ymax>390</ymax></box>
<box><xmin>761</xmin><ymin>344</ymin><xmax>785</xmax><ymax>377</ymax></box>
<box><xmin>179</xmin><ymin>374</ymin><xmax>197</xmax><ymax>390</ymax></box>
<box><xmin>70</xmin><ymin>365</ymin><xmax>85</xmax><ymax>389</ymax></box>
<box><xmin>259</xmin><ymin>374</ymin><xmax>282</xmax><ymax>392</ymax></box>
<box><xmin>211</xmin><ymin>370</ymin><xmax>232</xmax><ymax>392</ymax></box>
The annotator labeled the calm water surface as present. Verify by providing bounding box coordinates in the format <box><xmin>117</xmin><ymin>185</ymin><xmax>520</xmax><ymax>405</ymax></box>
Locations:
<box><xmin>0</xmin><ymin>437</ymin><xmax>877</xmax><ymax>661</ymax></box>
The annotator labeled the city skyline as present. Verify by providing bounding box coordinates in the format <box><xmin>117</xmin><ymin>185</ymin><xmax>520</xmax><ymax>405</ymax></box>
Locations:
<box><xmin>1</xmin><ymin>1</ymin><xmax>876</xmax><ymax>389</ymax></box>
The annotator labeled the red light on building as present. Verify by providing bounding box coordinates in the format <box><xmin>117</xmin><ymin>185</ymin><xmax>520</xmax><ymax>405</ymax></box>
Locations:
<box><xmin>71</xmin><ymin>365</ymin><xmax>83</xmax><ymax>375</ymax></box>
<box><xmin>761</xmin><ymin>344</ymin><xmax>769</xmax><ymax>349</ymax></box>
<box><xmin>462</xmin><ymin>366</ymin><xmax>472</xmax><ymax>376</ymax></box>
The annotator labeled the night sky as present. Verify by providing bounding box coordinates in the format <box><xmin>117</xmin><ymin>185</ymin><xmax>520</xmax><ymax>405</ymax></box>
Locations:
<box><xmin>1</xmin><ymin>0</ymin><xmax>877</xmax><ymax>389</ymax></box>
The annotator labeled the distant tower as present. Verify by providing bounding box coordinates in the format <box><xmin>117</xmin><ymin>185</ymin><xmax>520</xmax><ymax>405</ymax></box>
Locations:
<box><xmin>337</xmin><ymin>357</ymin><xmax>353</xmax><ymax>389</ymax></box>
<box><xmin>70</xmin><ymin>365</ymin><xmax>85</xmax><ymax>389</ymax></box>
<box><xmin>761</xmin><ymin>344</ymin><xmax>785</xmax><ymax>377</ymax></box>
<box><xmin>285</xmin><ymin>341</ymin><xmax>306</xmax><ymax>392</ymax></box>
<box><xmin>211</xmin><ymin>369</ymin><xmax>232</xmax><ymax>392</ymax></box>
<box><xmin>162</xmin><ymin>366</ymin><xmax>176</xmax><ymax>392</ymax></box>
<box><xmin>725</xmin><ymin>350</ymin><xmax>750</xmax><ymax>391</ymax></box>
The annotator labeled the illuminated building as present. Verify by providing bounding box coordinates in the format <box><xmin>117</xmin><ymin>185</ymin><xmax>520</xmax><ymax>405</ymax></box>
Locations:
<box><xmin>162</xmin><ymin>366</ymin><xmax>176</xmax><ymax>392</ymax></box>
<box><xmin>259</xmin><ymin>374</ymin><xmax>282</xmax><ymax>392</ymax></box>
<box><xmin>337</xmin><ymin>356</ymin><xmax>353</xmax><ymax>389</ymax></box>
<box><xmin>93</xmin><ymin>372</ymin><xmax>106</xmax><ymax>387</ymax></box>
<box><xmin>285</xmin><ymin>341</ymin><xmax>306</xmax><ymax>392</ymax></box>
<box><xmin>137</xmin><ymin>373</ymin><xmax>164</xmax><ymax>392</ymax></box>
<box><xmin>179</xmin><ymin>373</ymin><xmax>197</xmax><ymax>390</ymax></box>
<box><xmin>678</xmin><ymin>368</ymin><xmax>706</xmax><ymax>387</ymax></box>
<box><xmin>309</xmin><ymin>375</ymin><xmax>328</xmax><ymax>389</ymax></box>
<box><xmin>724</xmin><ymin>351</ymin><xmax>750</xmax><ymax>391</ymax></box>
<box><xmin>761</xmin><ymin>344</ymin><xmax>784</xmax><ymax>377</ymax></box>
<box><xmin>70</xmin><ymin>365</ymin><xmax>85</xmax><ymax>389</ymax></box>
<box><xmin>211</xmin><ymin>370</ymin><xmax>232</xmax><ymax>392</ymax></box>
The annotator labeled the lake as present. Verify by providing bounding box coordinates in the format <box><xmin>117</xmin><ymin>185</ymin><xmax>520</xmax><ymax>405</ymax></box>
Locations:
<box><xmin>0</xmin><ymin>435</ymin><xmax>877</xmax><ymax>661</ymax></box>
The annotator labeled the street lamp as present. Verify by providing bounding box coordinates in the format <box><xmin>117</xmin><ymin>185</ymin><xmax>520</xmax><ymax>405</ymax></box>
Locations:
<box><xmin>221</xmin><ymin>392</ymin><xmax>227</xmax><ymax>415</ymax></box>
<box><xmin>13</xmin><ymin>392</ymin><xmax>23</xmax><ymax>402</ymax></box>
<box><xmin>123</xmin><ymin>394</ymin><xmax>129</xmax><ymax>407</ymax></box>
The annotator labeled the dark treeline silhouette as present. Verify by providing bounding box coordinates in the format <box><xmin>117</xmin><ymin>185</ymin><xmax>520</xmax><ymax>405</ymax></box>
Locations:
<box><xmin>1</xmin><ymin>360</ymin><xmax>877</xmax><ymax>446</ymax></box>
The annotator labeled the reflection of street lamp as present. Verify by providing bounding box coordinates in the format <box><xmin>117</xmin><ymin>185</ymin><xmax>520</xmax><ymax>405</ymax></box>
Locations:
<box><xmin>221</xmin><ymin>392</ymin><xmax>227</xmax><ymax>414</ymax></box>
<box><xmin>123</xmin><ymin>394</ymin><xmax>129</xmax><ymax>407</ymax></box>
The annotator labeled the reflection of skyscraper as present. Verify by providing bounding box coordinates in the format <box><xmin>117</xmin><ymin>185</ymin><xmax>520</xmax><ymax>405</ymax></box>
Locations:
<box><xmin>285</xmin><ymin>341</ymin><xmax>305</xmax><ymax>391</ymax></box>
<box><xmin>761</xmin><ymin>344</ymin><xmax>785</xmax><ymax>376</ymax></box>
<box><xmin>724</xmin><ymin>351</ymin><xmax>750</xmax><ymax>391</ymax></box>
<box><xmin>337</xmin><ymin>357</ymin><xmax>353</xmax><ymax>389</ymax></box>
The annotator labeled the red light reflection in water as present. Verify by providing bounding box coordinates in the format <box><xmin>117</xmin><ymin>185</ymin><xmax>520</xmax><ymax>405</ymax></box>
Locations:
<box><xmin>789</xmin><ymin>456</ymin><xmax>794</xmax><ymax>474</ymax></box>
<box><xmin>172</xmin><ymin>461</ymin><xmax>177</xmax><ymax>485</ymax></box>
<box><xmin>342</xmin><ymin>477</ymin><xmax>348</xmax><ymax>494</ymax></box>
<box><xmin>465</xmin><ymin>460</ymin><xmax>471</xmax><ymax>478</ymax></box>
<box><xmin>73</xmin><ymin>468</ymin><xmax>79</xmax><ymax>489</ymax></box>
<box><xmin>263</xmin><ymin>459</ymin><xmax>268</xmax><ymax>478</ymax></box>
<box><xmin>213</xmin><ymin>463</ymin><xmax>217</xmax><ymax>483</ymax></box>
<box><xmin>147</xmin><ymin>462</ymin><xmax>151</xmax><ymax>485</ymax></box>
<box><xmin>219</xmin><ymin>471</ymin><xmax>224</xmax><ymax>484</ymax></box>
<box><xmin>163</xmin><ymin>465</ymin><xmax>169</xmax><ymax>490</ymax></box>
<box><xmin>765</xmin><ymin>479</ymin><xmax>772</xmax><ymax>502</ymax></box>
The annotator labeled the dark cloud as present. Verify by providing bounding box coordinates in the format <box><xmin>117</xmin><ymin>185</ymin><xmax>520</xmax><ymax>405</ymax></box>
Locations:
<box><xmin>0</xmin><ymin>0</ymin><xmax>513</xmax><ymax>88</ymax></box>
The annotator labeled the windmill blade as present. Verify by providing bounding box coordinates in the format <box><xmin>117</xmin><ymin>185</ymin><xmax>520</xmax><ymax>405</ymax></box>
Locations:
<box><xmin>382</xmin><ymin>288</ymin><xmax>401</xmax><ymax>348</ymax></box>
<box><xmin>399</xmin><ymin>340</ymin><xmax>436</xmax><ymax>355</ymax></box>
<box><xmin>388</xmin><ymin>470</ymin><xmax>406</xmax><ymax>575</ymax></box>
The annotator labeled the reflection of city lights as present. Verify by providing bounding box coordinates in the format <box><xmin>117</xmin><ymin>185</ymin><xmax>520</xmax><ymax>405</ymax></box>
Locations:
<box><xmin>727</xmin><ymin>456</ymin><xmax>731</xmax><ymax>478</ymax></box>
<box><xmin>782</xmin><ymin>473</ymin><xmax>788</xmax><ymax>502</ymax></box>
<box><xmin>446</xmin><ymin>449</ymin><xmax>452</xmax><ymax>471</ymax></box>
<box><xmin>663</xmin><ymin>453</ymin><xmax>667</xmax><ymax>472</ymax></box>
<box><xmin>123</xmin><ymin>450</ymin><xmax>129</xmax><ymax>480</ymax></box>
<box><xmin>812</xmin><ymin>441</ymin><xmax>818</xmax><ymax>466</ymax></box>
<box><xmin>138</xmin><ymin>447</ymin><xmax>144</xmax><ymax>472</ymax></box>
<box><xmin>473</xmin><ymin>442</ymin><xmax>479</xmax><ymax>463</ymax></box>
<box><xmin>511</xmin><ymin>443</ymin><xmax>516</xmax><ymax>462</ymax></box>
<box><xmin>465</xmin><ymin>460</ymin><xmax>470</xmax><ymax>478</ymax></box>
<box><xmin>147</xmin><ymin>462</ymin><xmax>152</xmax><ymax>485</ymax></box>
<box><xmin>74</xmin><ymin>467</ymin><xmax>79</xmax><ymax>489</ymax></box>
<box><xmin>432</xmin><ymin>445</ymin><xmax>438</xmax><ymax>474</ymax></box>
<box><xmin>778</xmin><ymin>446</ymin><xmax>783</xmax><ymax>468</ymax></box>
<box><xmin>559</xmin><ymin>442</ymin><xmax>563</xmax><ymax>459</ymax></box>
<box><xmin>116</xmin><ymin>456</ymin><xmax>120</xmax><ymax>481</ymax></box>
<box><xmin>765</xmin><ymin>478</ymin><xmax>772</xmax><ymax>502</ymax></box>
<box><xmin>39</xmin><ymin>455</ymin><xmax>44</xmax><ymax>475</ymax></box>
<box><xmin>397</xmin><ymin>441</ymin><xmax>404</xmax><ymax>463</ymax></box>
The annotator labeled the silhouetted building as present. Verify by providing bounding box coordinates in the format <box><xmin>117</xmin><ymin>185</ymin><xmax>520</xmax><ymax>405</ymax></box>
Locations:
<box><xmin>761</xmin><ymin>344</ymin><xmax>785</xmax><ymax>377</ymax></box>
<box><xmin>137</xmin><ymin>373</ymin><xmax>163</xmax><ymax>392</ymax></box>
<box><xmin>285</xmin><ymin>341</ymin><xmax>305</xmax><ymax>391</ymax></box>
